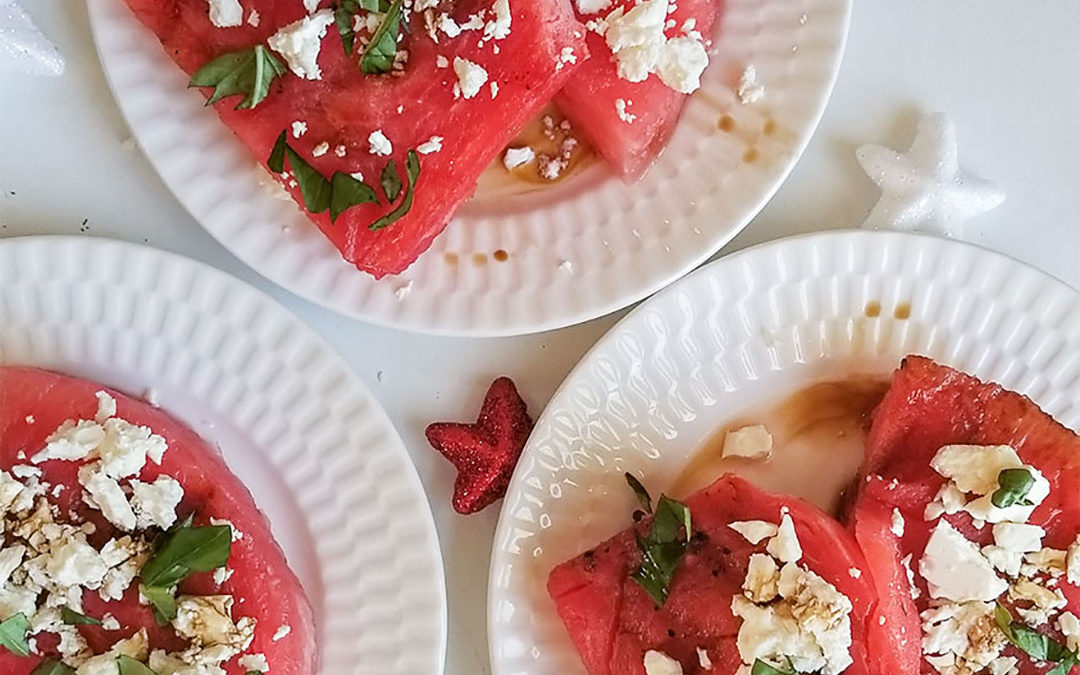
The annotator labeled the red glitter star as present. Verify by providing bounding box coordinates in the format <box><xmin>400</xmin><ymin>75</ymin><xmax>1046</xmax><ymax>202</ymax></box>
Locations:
<box><xmin>425</xmin><ymin>377</ymin><xmax>534</xmax><ymax>515</ymax></box>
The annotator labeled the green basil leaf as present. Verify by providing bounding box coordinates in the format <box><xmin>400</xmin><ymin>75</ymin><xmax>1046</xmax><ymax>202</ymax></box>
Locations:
<box><xmin>330</xmin><ymin>172</ymin><xmax>379</xmax><ymax>222</ymax></box>
<box><xmin>286</xmin><ymin>147</ymin><xmax>333</xmax><ymax>214</ymax></box>
<box><xmin>189</xmin><ymin>45</ymin><xmax>286</xmax><ymax>110</ymax></box>
<box><xmin>141</xmin><ymin>524</ymin><xmax>232</xmax><ymax>589</ymax></box>
<box><xmin>117</xmin><ymin>655</ymin><xmax>159</xmax><ymax>675</ymax></box>
<box><xmin>381</xmin><ymin>159</ymin><xmax>402</xmax><ymax>202</ymax></box>
<box><xmin>61</xmin><ymin>606</ymin><xmax>103</xmax><ymax>626</ymax></box>
<box><xmin>31</xmin><ymin>660</ymin><xmax>76</xmax><ymax>675</ymax></box>
<box><xmin>991</xmin><ymin>468</ymin><xmax>1036</xmax><ymax>508</ymax></box>
<box><xmin>630</xmin><ymin>493</ymin><xmax>692</xmax><ymax>607</ymax></box>
<box><xmin>360</xmin><ymin>0</ymin><xmax>402</xmax><ymax>75</ymax></box>
<box><xmin>335</xmin><ymin>0</ymin><xmax>358</xmax><ymax>55</ymax></box>
<box><xmin>369</xmin><ymin>150</ymin><xmax>420</xmax><ymax>231</ymax></box>
<box><xmin>995</xmin><ymin>602</ymin><xmax>1079</xmax><ymax>669</ymax></box>
<box><xmin>0</xmin><ymin>613</ymin><xmax>30</xmax><ymax>657</ymax></box>
<box><xmin>624</xmin><ymin>472</ymin><xmax>653</xmax><ymax>514</ymax></box>
<box><xmin>141</xmin><ymin>584</ymin><xmax>178</xmax><ymax>626</ymax></box>
<box><xmin>751</xmin><ymin>660</ymin><xmax>796</xmax><ymax>675</ymax></box>
<box><xmin>268</xmin><ymin>131</ymin><xmax>288</xmax><ymax>174</ymax></box>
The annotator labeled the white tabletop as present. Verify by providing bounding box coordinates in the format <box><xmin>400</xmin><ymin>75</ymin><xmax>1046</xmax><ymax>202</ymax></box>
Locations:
<box><xmin>2</xmin><ymin>2</ymin><xmax>1078</xmax><ymax>673</ymax></box>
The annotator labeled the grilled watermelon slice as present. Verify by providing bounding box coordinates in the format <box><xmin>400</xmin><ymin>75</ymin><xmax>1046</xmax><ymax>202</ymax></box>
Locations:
<box><xmin>0</xmin><ymin>367</ymin><xmax>316</xmax><ymax>675</ymax></box>
<box><xmin>120</xmin><ymin>0</ymin><xmax>588</xmax><ymax>278</ymax></box>
<box><xmin>848</xmin><ymin>356</ymin><xmax>1080</xmax><ymax>675</ymax></box>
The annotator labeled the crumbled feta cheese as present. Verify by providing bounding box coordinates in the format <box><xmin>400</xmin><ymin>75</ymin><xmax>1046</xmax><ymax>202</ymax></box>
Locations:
<box><xmin>655</xmin><ymin>35</ymin><xmax>708</xmax><ymax>94</ymax></box>
<box><xmin>302</xmin><ymin>0</ymin><xmax>319</xmax><ymax>12</ymax></box>
<box><xmin>239</xmin><ymin>653</ymin><xmax>269</xmax><ymax>673</ymax></box>
<box><xmin>334</xmin><ymin>145</ymin><xmax>347</xmax><ymax>158</ymax></box>
<box><xmin>921</xmin><ymin>601</ymin><xmax>1006</xmax><ymax>672</ymax></box>
<box><xmin>722</xmin><ymin>425</ymin><xmax>774</xmax><ymax>460</ymax></box>
<box><xmin>483</xmin><ymin>0</ymin><xmax>512</xmax><ymax>40</ymax></box>
<box><xmin>368</xmin><ymin>130</ymin><xmax>393</xmax><ymax>156</ymax></box>
<box><xmin>847</xmin><ymin>567</ymin><xmax>861</xmax><ymax>579</ymax></box>
<box><xmin>11</xmin><ymin>465</ymin><xmax>41</xmax><ymax>479</ymax></box>
<box><xmin>206</xmin><ymin>0</ymin><xmax>243</xmax><ymax>28</ymax></box>
<box><xmin>95</xmin><ymin>391</ymin><xmax>117</xmax><ymax>423</ymax></box>
<box><xmin>576</xmin><ymin>0</ymin><xmax>612</xmax><ymax>13</ymax></box>
<box><xmin>737</xmin><ymin>65</ymin><xmax>765</xmax><ymax>104</ymax></box>
<box><xmin>0</xmin><ymin>545</ymin><xmax>26</xmax><ymax>586</ymax></box>
<box><xmin>272</xmin><ymin>624</ymin><xmax>292</xmax><ymax>641</ymax></box>
<box><xmin>503</xmin><ymin>146</ymin><xmax>535</xmax><ymax>171</ymax></box>
<box><xmin>988</xmin><ymin>657</ymin><xmax>1019</xmax><ymax>675</ymax></box>
<box><xmin>130</xmin><ymin>476</ymin><xmax>184</xmax><ymax>530</ymax></box>
<box><xmin>924</xmin><ymin>482</ymin><xmax>968</xmax><ymax>521</ymax></box>
<box><xmin>766</xmin><ymin>513</ymin><xmax>802</xmax><ymax>563</ymax></box>
<box><xmin>102</xmin><ymin>613</ymin><xmax>121</xmax><ymax>631</ymax></box>
<box><xmin>696</xmin><ymin>647</ymin><xmax>711</xmax><ymax>670</ymax></box>
<box><xmin>34</xmin><ymin>419</ymin><xmax>105</xmax><ymax>464</ymax></box>
<box><xmin>728</xmin><ymin>520</ymin><xmax>779</xmax><ymax>545</ymax></box>
<box><xmin>78</xmin><ymin>464</ymin><xmax>137</xmax><ymax>531</ymax></box>
<box><xmin>643</xmin><ymin>649</ymin><xmax>683</xmax><ymax>675</ymax></box>
<box><xmin>981</xmin><ymin>522</ymin><xmax>1044</xmax><ymax>576</ymax></box>
<box><xmin>210</xmin><ymin>518</ymin><xmax>244</xmax><ymax>542</ymax></box>
<box><xmin>417</xmin><ymin>136</ymin><xmax>444</xmax><ymax>155</ymax></box>
<box><xmin>213</xmin><ymin>566</ymin><xmax>235</xmax><ymax>586</ymax></box>
<box><xmin>1058</xmin><ymin>611</ymin><xmax>1080</xmax><ymax>653</ymax></box>
<box><xmin>267</xmin><ymin>9</ymin><xmax>336</xmax><ymax>80</ymax></box>
<box><xmin>890</xmin><ymin>508</ymin><xmax>905</xmax><ymax>537</ymax></box>
<box><xmin>172</xmin><ymin>595</ymin><xmax>255</xmax><ymax>656</ymax></box>
<box><xmin>930</xmin><ymin>444</ymin><xmax>1023</xmax><ymax>494</ymax></box>
<box><xmin>615</xmin><ymin>98</ymin><xmax>637</xmax><ymax>123</ymax></box>
<box><xmin>47</xmin><ymin>539</ymin><xmax>108</xmax><ymax>588</ymax></box>
<box><xmin>453</xmin><ymin>57</ymin><xmax>488</xmax><ymax>99</ymax></box>
<box><xmin>1067</xmin><ymin>535</ymin><xmax>1080</xmax><ymax>585</ymax></box>
<box><xmin>311</xmin><ymin>141</ymin><xmax>329</xmax><ymax>158</ymax></box>
<box><xmin>435</xmin><ymin>54</ymin><xmax>449</xmax><ymax>68</ymax></box>
<box><xmin>603</xmin><ymin>0</ymin><xmax>667</xmax><ymax>83</ymax></box>
<box><xmin>291</xmin><ymin>121</ymin><xmax>307</xmax><ymax>138</ymax></box>
<box><xmin>25</xmin><ymin>415</ymin><xmax>36</xmax><ymax>424</ymax></box>
<box><xmin>920</xmin><ymin>520</ymin><xmax>1007</xmax><ymax>602</ymax></box>
<box><xmin>743</xmin><ymin>553</ymin><xmax>780</xmax><ymax>603</ymax></box>
<box><xmin>1009</xmin><ymin>578</ymin><xmax>1067</xmax><ymax>625</ymax></box>
<box><xmin>247</xmin><ymin>9</ymin><xmax>260</xmax><ymax>27</ymax></box>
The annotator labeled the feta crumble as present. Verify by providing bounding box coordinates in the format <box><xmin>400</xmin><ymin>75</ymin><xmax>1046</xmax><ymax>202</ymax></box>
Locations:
<box><xmin>369</xmin><ymin>130</ymin><xmax>393</xmax><ymax>156</ymax></box>
<box><xmin>267</xmin><ymin>9</ymin><xmax>336</xmax><ymax>80</ymax></box>
<box><xmin>576</xmin><ymin>0</ymin><xmax>612</xmax><ymax>13</ymax></box>
<box><xmin>206</xmin><ymin>0</ymin><xmax>243</xmax><ymax>28</ymax></box>
<box><xmin>727</xmin><ymin>520</ymin><xmax>778</xmax><ymax>545</ymax></box>
<box><xmin>643</xmin><ymin>649</ymin><xmax>683</xmax><ymax>675</ymax></box>
<box><xmin>765</xmin><ymin>513</ymin><xmax>802</xmax><ymax>563</ymax></box>
<box><xmin>920</xmin><ymin>520</ymin><xmax>1007</xmax><ymax>602</ymax></box>
<box><xmin>417</xmin><ymin>136</ymin><xmax>444</xmax><ymax>155</ymax></box>
<box><xmin>503</xmin><ymin>146</ymin><xmax>536</xmax><ymax>171</ymax></box>
<box><xmin>312</xmin><ymin>141</ymin><xmax>329</xmax><ymax>158</ymax></box>
<box><xmin>453</xmin><ymin>57</ymin><xmax>489</xmax><ymax>99</ymax></box>
<box><xmin>615</xmin><ymin>98</ymin><xmax>637</xmax><ymax>123</ymax></box>
<box><xmin>601</xmin><ymin>0</ymin><xmax>709</xmax><ymax>93</ymax></box>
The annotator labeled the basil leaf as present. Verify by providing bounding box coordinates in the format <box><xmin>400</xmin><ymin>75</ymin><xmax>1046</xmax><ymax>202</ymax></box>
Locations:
<box><xmin>141</xmin><ymin>584</ymin><xmax>179</xmax><ymax>625</ymax></box>
<box><xmin>268</xmin><ymin>131</ymin><xmax>288</xmax><ymax>174</ymax></box>
<box><xmin>286</xmin><ymin>146</ymin><xmax>333</xmax><ymax>214</ymax></box>
<box><xmin>31</xmin><ymin>660</ymin><xmax>76</xmax><ymax>675</ymax></box>
<box><xmin>360</xmin><ymin>0</ymin><xmax>402</xmax><ymax>75</ymax></box>
<box><xmin>631</xmin><ymin>494</ymin><xmax>692</xmax><ymax>607</ymax></box>
<box><xmin>751</xmin><ymin>660</ymin><xmax>796</xmax><ymax>675</ymax></box>
<box><xmin>141</xmin><ymin>524</ymin><xmax>232</xmax><ymax>589</ymax></box>
<box><xmin>624</xmin><ymin>472</ymin><xmax>653</xmax><ymax>514</ymax></box>
<box><xmin>0</xmin><ymin>613</ymin><xmax>30</xmax><ymax>657</ymax></box>
<box><xmin>330</xmin><ymin>172</ymin><xmax>379</xmax><ymax>222</ymax></box>
<box><xmin>991</xmin><ymin>468</ymin><xmax>1036</xmax><ymax>508</ymax></box>
<box><xmin>189</xmin><ymin>46</ymin><xmax>286</xmax><ymax>110</ymax></box>
<box><xmin>334</xmin><ymin>0</ymin><xmax>359</xmax><ymax>56</ymax></box>
<box><xmin>995</xmin><ymin>602</ymin><xmax>1079</xmax><ymax>669</ymax></box>
<box><xmin>61</xmin><ymin>606</ymin><xmax>103</xmax><ymax>626</ymax></box>
<box><xmin>381</xmin><ymin>160</ymin><xmax>402</xmax><ymax>202</ymax></box>
<box><xmin>369</xmin><ymin>150</ymin><xmax>420</xmax><ymax>231</ymax></box>
<box><xmin>117</xmin><ymin>655</ymin><xmax>159</xmax><ymax>675</ymax></box>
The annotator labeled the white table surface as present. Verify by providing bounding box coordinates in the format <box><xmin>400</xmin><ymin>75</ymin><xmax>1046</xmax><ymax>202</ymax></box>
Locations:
<box><xmin>2</xmin><ymin>2</ymin><xmax>1078</xmax><ymax>673</ymax></box>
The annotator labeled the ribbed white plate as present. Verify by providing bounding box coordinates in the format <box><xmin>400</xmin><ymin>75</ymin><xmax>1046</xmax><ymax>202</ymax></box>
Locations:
<box><xmin>488</xmin><ymin>230</ymin><xmax>1080</xmax><ymax>674</ymax></box>
<box><xmin>87</xmin><ymin>0</ymin><xmax>850</xmax><ymax>336</ymax></box>
<box><xmin>0</xmin><ymin>236</ymin><xmax>446</xmax><ymax>675</ymax></box>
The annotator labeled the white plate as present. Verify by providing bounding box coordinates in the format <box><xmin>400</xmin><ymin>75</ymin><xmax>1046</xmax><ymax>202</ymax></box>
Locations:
<box><xmin>0</xmin><ymin>236</ymin><xmax>446</xmax><ymax>675</ymax></box>
<box><xmin>86</xmin><ymin>0</ymin><xmax>851</xmax><ymax>336</ymax></box>
<box><xmin>487</xmin><ymin>229</ymin><xmax>1080</xmax><ymax>674</ymax></box>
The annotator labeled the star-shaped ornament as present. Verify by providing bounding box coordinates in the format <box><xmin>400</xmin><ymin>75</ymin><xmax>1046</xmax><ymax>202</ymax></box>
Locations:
<box><xmin>426</xmin><ymin>377</ymin><xmax>534</xmax><ymax>515</ymax></box>
<box><xmin>857</xmin><ymin>112</ymin><xmax>1004</xmax><ymax>237</ymax></box>
<box><xmin>0</xmin><ymin>0</ymin><xmax>65</xmax><ymax>77</ymax></box>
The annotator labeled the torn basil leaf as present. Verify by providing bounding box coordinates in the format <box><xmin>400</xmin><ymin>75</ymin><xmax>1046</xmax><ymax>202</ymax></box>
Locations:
<box><xmin>141</xmin><ymin>584</ymin><xmax>179</xmax><ymax>626</ymax></box>
<box><xmin>330</xmin><ymin>172</ymin><xmax>379</xmax><ymax>222</ymax></box>
<box><xmin>630</xmin><ymin>486</ymin><xmax>692</xmax><ymax>607</ymax></box>
<box><xmin>751</xmin><ymin>660</ymin><xmax>796</xmax><ymax>675</ymax></box>
<box><xmin>624</xmin><ymin>472</ymin><xmax>653</xmax><ymax>514</ymax></box>
<box><xmin>369</xmin><ymin>150</ymin><xmax>420</xmax><ymax>231</ymax></box>
<box><xmin>61</xmin><ymin>606</ymin><xmax>103</xmax><ymax>626</ymax></box>
<box><xmin>995</xmin><ymin>603</ymin><xmax>1079</xmax><ymax>674</ymax></box>
<box><xmin>360</xmin><ymin>0</ymin><xmax>403</xmax><ymax>75</ymax></box>
<box><xmin>0</xmin><ymin>612</ymin><xmax>30</xmax><ymax>657</ymax></box>
<box><xmin>31</xmin><ymin>660</ymin><xmax>76</xmax><ymax>675</ymax></box>
<box><xmin>991</xmin><ymin>468</ymin><xmax>1036</xmax><ymax>508</ymax></box>
<box><xmin>117</xmin><ymin>655</ymin><xmax>159</xmax><ymax>675</ymax></box>
<box><xmin>190</xmin><ymin>45</ymin><xmax>286</xmax><ymax>110</ymax></box>
<box><xmin>381</xmin><ymin>159</ymin><xmax>403</xmax><ymax>202</ymax></box>
<box><xmin>141</xmin><ymin>524</ymin><xmax>232</xmax><ymax>588</ymax></box>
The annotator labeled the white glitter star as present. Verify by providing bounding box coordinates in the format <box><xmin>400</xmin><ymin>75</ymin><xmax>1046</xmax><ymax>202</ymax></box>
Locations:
<box><xmin>857</xmin><ymin>112</ymin><xmax>1004</xmax><ymax>237</ymax></box>
<box><xmin>0</xmin><ymin>0</ymin><xmax>65</xmax><ymax>77</ymax></box>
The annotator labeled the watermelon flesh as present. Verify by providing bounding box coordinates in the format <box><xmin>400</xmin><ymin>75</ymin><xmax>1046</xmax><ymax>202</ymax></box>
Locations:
<box><xmin>122</xmin><ymin>0</ymin><xmax>588</xmax><ymax>278</ymax></box>
<box><xmin>548</xmin><ymin>474</ymin><xmax>892</xmax><ymax>675</ymax></box>
<box><xmin>848</xmin><ymin>356</ymin><xmax>1080</xmax><ymax>675</ymax></box>
<box><xmin>556</xmin><ymin>0</ymin><xmax>723</xmax><ymax>180</ymax></box>
<box><xmin>0</xmin><ymin>367</ymin><xmax>316</xmax><ymax>675</ymax></box>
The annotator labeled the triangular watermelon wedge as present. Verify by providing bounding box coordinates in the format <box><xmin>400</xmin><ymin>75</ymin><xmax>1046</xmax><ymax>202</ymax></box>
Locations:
<box><xmin>121</xmin><ymin>0</ymin><xmax>588</xmax><ymax>278</ymax></box>
<box><xmin>555</xmin><ymin>0</ymin><xmax>723</xmax><ymax>180</ymax></box>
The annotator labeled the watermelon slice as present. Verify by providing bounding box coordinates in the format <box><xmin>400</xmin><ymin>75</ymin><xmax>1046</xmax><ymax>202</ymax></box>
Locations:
<box><xmin>547</xmin><ymin>474</ymin><xmax>895</xmax><ymax>675</ymax></box>
<box><xmin>0</xmin><ymin>367</ymin><xmax>316</xmax><ymax>675</ymax></box>
<box><xmin>556</xmin><ymin>0</ymin><xmax>723</xmax><ymax>179</ymax></box>
<box><xmin>848</xmin><ymin>356</ymin><xmax>1080</xmax><ymax>675</ymax></box>
<box><xmin>120</xmin><ymin>0</ymin><xmax>588</xmax><ymax>278</ymax></box>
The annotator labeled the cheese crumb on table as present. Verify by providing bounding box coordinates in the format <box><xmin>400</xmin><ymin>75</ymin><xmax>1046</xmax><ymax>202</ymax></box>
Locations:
<box><xmin>722</xmin><ymin>424</ymin><xmax>773</xmax><ymax>460</ymax></box>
